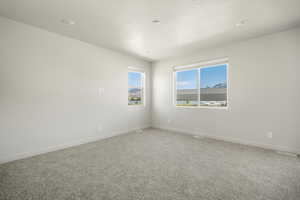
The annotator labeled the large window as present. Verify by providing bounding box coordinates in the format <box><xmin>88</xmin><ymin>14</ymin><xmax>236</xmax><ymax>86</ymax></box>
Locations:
<box><xmin>128</xmin><ymin>71</ymin><xmax>145</xmax><ymax>105</ymax></box>
<box><xmin>175</xmin><ymin>62</ymin><xmax>228</xmax><ymax>108</ymax></box>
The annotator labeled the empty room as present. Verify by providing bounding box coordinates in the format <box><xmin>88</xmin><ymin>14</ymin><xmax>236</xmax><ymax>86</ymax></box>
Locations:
<box><xmin>0</xmin><ymin>0</ymin><xmax>300</xmax><ymax>199</ymax></box>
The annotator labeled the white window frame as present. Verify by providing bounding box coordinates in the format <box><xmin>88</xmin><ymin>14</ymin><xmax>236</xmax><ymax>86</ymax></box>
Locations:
<box><xmin>173</xmin><ymin>58</ymin><xmax>229</xmax><ymax>109</ymax></box>
<box><xmin>128</xmin><ymin>68</ymin><xmax>146</xmax><ymax>106</ymax></box>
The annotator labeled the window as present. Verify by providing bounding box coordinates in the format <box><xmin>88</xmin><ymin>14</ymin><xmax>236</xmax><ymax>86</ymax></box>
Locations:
<box><xmin>175</xmin><ymin>61</ymin><xmax>228</xmax><ymax>108</ymax></box>
<box><xmin>128</xmin><ymin>71</ymin><xmax>145</xmax><ymax>105</ymax></box>
<box><xmin>176</xmin><ymin>69</ymin><xmax>199</xmax><ymax>106</ymax></box>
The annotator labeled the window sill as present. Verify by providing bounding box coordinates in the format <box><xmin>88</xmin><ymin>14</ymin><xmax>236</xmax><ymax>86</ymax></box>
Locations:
<box><xmin>175</xmin><ymin>105</ymin><xmax>228</xmax><ymax>110</ymax></box>
<box><xmin>128</xmin><ymin>104</ymin><xmax>146</xmax><ymax>108</ymax></box>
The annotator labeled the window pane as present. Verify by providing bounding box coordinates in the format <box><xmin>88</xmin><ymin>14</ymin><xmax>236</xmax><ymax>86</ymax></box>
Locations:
<box><xmin>176</xmin><ymin>69</ymin><xmax>199</xmax><ymax>106</ymax></box>
<box><xmin>128</xmin><ymin>72</ymin><xmax>143</xmax><ymax>105</ymax></box>
<box><xmin>200</xmin><ymin>65</ymin><xmax>227</xmax><ymax>107</ymax></box>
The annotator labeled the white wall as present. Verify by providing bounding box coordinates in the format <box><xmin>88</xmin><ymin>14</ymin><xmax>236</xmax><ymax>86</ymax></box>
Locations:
<box><xmin>1</xmin><ymin>15</ymin><xmax>299</xmax><ymax>164</ymax></box>
<box><xmin>152</xmin><ymin>27</ymin><xmax>300</xmax><ymax>153</ymax></box>
<box><xmin>0</xmin><ymin>17</ymin><xmax>151</xmax><ymax>163</ymax></box>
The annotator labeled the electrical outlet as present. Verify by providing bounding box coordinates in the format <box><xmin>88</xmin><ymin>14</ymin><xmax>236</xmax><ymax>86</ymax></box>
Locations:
<box><xmin>136</xmin><ymin>129</ymin><xmax>143</xmax><ymax>134</ymax></box>
<box><xmin>98</xmin><ymin>88</ymin><xmax>104</xmax><ymax>96</ymax></box>
<box><xmin>267</xmin><ymin>132</ymin><xmax>273</xmax><ymax>138</ymax></box>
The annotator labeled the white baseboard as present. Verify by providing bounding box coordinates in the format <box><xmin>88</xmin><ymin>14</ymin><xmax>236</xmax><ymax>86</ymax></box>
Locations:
<box><xmin>0</xmin><ymin>125</ymin><xmax>150</xmax><ymax>164</ymax></box>
<box><xmin>153</xmin><ymin>125</ymin><xmax>300</xmax><ymax>155</ymax></box>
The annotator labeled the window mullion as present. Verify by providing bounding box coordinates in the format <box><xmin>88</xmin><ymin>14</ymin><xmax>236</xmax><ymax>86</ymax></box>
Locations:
<box><xmin>142</xmin><ymin>73</ymin><xmax>145</xmax><ymax>105</ymax></box>
<box><xmin>198</xmin><ymin>68</ymin><xmax>201</xmax><ymax>106</ymax></box>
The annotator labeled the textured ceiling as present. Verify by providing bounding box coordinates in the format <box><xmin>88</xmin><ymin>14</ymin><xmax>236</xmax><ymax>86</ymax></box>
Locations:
<box><xmin>0</xmin><ymin>0</ymin><xmax>300</xmax><ymax>61</ymax></box>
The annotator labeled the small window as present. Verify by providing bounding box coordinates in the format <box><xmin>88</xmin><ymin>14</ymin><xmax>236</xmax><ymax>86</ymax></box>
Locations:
<box><xmin>175</xmin><ymin>62</ymin><xmax>228</xmax><ymax>108</ymax></box>
<box><xmin>128</xmin><ymin>71</ymin><xmax>145</xmax><ymax>105</ymax></box>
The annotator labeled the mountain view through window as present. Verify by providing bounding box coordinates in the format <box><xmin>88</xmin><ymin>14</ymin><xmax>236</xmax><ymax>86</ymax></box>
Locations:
<box><xmin>128</xmin><ymin>71</ymin><xmax>144</xmax><ymax>105</ymax></box>
<box><xmin>176</xmin><ymin>64</ymin><xmax>227</xmax><ymax>107</ymax></box>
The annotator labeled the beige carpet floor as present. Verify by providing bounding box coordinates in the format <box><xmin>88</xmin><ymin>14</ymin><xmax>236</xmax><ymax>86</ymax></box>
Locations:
<box><xmin>0</xmin><ymin>128</ymin><xmax>300</xmax><ymax>200</ymax></box>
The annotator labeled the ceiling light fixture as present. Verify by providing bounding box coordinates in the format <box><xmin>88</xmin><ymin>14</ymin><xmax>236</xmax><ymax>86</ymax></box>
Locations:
<box><xmin>152</xmin><ymin>19</ymin><xmax>160</xmax><ymax>24</ymax></box>
<box><xmin>236</xmin><ymin>20</ymin><xmax>248</xmax><ymax>27</ymax></box>
<box><xmin>61</xmin><ymin>19</ymin><xmax>76</xmax><ymax>25</ymax></box>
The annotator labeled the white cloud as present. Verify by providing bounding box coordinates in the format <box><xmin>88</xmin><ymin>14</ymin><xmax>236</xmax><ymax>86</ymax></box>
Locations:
<box><xmin>176</xmin><ymin>81</ymin><xmax>189</xmax><ymax>87</ymax></box>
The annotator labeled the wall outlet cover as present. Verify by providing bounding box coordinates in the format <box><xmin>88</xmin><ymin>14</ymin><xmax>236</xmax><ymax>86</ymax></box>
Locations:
<box><xmin>98</xmin><ymin>88</ymin><xmax>104</xmax><ymax>96</ymax></box>
<box><xmin>136</xmin><ymin>129</ymin><xmax>143</xmax><ymax>134</ymax></box>
<box><xmin>267</xmin><ymin>132</ymin><xmax>273</xmax><ymax>138</ymax></box>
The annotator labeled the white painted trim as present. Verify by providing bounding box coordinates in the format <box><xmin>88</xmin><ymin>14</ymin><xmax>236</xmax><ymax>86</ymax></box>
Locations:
<box><xmin>175</xmin><ymin>105</ymin><xmax>228</xmax><ymax>110</ymax></box>
<box><xmin>173</xmin><ymin>57</ymin><xmax>228</xmax><ymax>71</ymax></box>
<box><xmin>152</xmin><ymin>125</ymin><xmax>300</xmax><ymax>155</ymax></box>
<box><xmin>128</xmin><ymin>70</ymin><xmax>146</xmax><ymax>107</ymax></box>
<box><xmin>128</xmin><ymin>66</ymin><xmax>145</xmax><ymax>72</ymax></box>
<box><xmin>173</xmin><ymin>63</ymin><xmax>229</xmax><ymax>109</ymax></box>
<box><xmin>0</xmin><ymin>126</ymin><xmax>151</xmax><ymax>164</ymax></box>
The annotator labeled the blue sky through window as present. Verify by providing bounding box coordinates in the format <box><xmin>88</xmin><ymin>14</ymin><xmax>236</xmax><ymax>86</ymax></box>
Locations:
<box><xmin>128</xmin><ymin>72</ymin><xmax>142</xmax><ymax>89</ymax></box>
<box><xmin>176</xmin><ymin>69</ymin><xmax>198</xmax><ymax>89</ymax></box>
<box><xmin>200</xmin><ymin>65</ymin><xmax>227</xmax><ymax>88</ymax></box>
<box><xmin>176</xmin><ymin>65</ymin><xmax>227</xmax><ymax>89</ymax></box>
